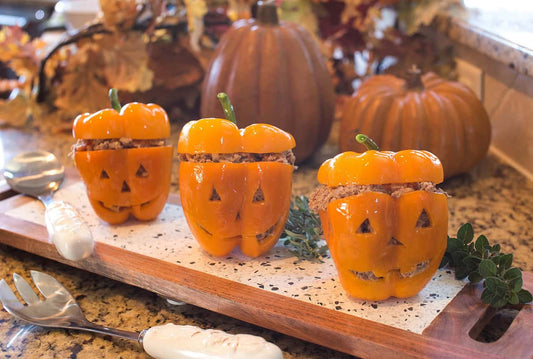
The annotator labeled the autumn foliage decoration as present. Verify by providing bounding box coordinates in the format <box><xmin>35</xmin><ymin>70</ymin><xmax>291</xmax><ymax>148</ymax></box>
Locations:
<box><xmin>37</xmin><ymin>0</ymin><xmax>202</xmax><ymax>119</ymax></box>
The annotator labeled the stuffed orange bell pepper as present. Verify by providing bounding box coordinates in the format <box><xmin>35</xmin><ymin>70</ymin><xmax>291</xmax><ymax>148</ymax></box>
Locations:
<box><xmin>310</xmin><ymin>135</ymin><xmax>448</xmax><ymax>301</ymax></box>
<box><xmin>178</xmin><ymin>93</ymin><xmax>295</xmax><ymax>257</ymax></box>
<box><xmin>72</xmin><ymin>89</ymin><xmax>173</xmax><ymax>224</ymax></box>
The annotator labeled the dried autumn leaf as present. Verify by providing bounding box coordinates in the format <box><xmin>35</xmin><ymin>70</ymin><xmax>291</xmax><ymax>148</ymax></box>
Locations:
<box><xmin>396</xmin><ymin>0</ymin><xmax>463</xmax><ymax>35</ymax></box>
<box><xmin>0</xmin><ymin>92</ymin><xmax>45</xmax><ymax>128</ymax></box>
<box><xmin>0</xmin><ymin>94</ymin><xmax>32</xmax><ymax>128</ymax></box>
<box><xmin>147</xmin><ymin>37</ymin><xmax>203</xmax><ymax>89</ymax></box>
<box><xmin>96</xmin><ymin>33</ymin><xmax>154</xmax><ymax>92</ymax></box>
<box><xmin>0</xmin><ymin>26</ymin><xmax>46</xmax><ymax>80</ymax></box>
<box><xmin>54</xmin><ymin>44</ymin><xmax>110</xmax><ymax>117</ymax></box>
<box><xmin>99</xmin><ymin>0</ymin><xmax>138</xmax><ymax>31</ymax></box>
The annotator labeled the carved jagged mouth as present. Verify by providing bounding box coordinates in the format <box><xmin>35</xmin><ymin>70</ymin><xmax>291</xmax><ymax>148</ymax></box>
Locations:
<box><xmin>349</xmin><ymin>260</ymin><xmax>430</xmax><ymax>281</ymax></box>
<box><xmin>255</xmin><ymin>221</ymin><xmax>279</xmax><ymax>243</ymax></box>
<box><xmin>196</xmin><ymin>220</ymin><xmax>279</xmax><ymax>244</ymax></box>
<box><xmin>98</xmin><ymin>200</ymin><xmax>153</xmax><ymax>212</ymax></box>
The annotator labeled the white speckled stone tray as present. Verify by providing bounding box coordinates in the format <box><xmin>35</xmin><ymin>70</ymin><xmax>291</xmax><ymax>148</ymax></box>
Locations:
<box><xmin>4</xmin><ymin>182</ymin><xmax>466</xmax><ymax>335</ymax></box>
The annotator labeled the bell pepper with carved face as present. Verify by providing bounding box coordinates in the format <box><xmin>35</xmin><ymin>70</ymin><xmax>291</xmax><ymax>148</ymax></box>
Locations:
<box><xmin>178</xmin><ymin>93</ymin><xmax>295</xmax><ymax>258</ymax></box>
<box><xmin>73</xmin><ymin>89</ymin><xmax>173</xmax><ymax>224</ymax></box>
<box><xmin>310</xmin><ymin>135</ymin><xmax>448</xmax><ymax>301</ymax></box>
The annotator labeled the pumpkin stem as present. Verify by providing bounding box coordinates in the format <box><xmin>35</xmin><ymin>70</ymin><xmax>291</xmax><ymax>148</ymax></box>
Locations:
<box><xmin>256</xmin><ymin>1</ymin><xmax>279</xmax><ymax>26</ymax></box>
<box><xmin>356</xmin><ymin>134</ymin><xmax>380</xmax><ymax>151</ymax></box>
<box><xmin>217</xmin><ymin>92</ymin><xmax>237</xmax><ymax>125</ymax></box>
<box><xmin>109</xmin><ymin>88</ymin><xmax>122</xmax><ymax>112</ymax></box>
<box><xmin>405</xmin><ymin>65</ymin><xmax>424</xmax><ymax>90</ymax></box>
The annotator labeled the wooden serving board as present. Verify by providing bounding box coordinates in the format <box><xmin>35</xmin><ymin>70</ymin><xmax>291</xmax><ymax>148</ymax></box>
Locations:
<box><xmin>0</xmin><ymin>170</ymin><xmax>531</xmax><ymax>359</ymax></box>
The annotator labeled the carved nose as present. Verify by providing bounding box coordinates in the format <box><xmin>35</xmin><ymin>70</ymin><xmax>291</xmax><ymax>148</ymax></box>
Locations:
<box><xmin>388</xmin><ymin>237</ymin><xmax>403</xmax><ymax>246</ymax></box>
<box><xmin>121</xmin><ymin>181</ymin><xmax>130</xmax><ymax>192</ymax></box>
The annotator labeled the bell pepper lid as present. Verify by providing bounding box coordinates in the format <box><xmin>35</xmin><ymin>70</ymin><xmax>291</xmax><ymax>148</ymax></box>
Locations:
<box><xmin>317</xmin><ymin>150</ymin><xmax>444</xmax><ymax>186</ymax></box>
<box><xmin>177</xmin><ymin>118</ymin><xmax>295</xmax><ymax>154</ymax></box>
<box><xmin>73</xmin><ymin>103</ymin><xmax>170</xmax><ymax>139</ymax></box>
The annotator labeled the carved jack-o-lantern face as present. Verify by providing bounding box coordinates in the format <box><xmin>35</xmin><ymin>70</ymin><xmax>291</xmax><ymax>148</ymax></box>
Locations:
<box><xmin>75</xmin><ymin>147</ymin><xmax>173</xmax><ymax>224</ymax></box>
<box><xmin>179</xmin><ymin>162</ymin><xmax>292</xmax><ymax>257</ymax></box>
<box><xmin>73</xmin><ymin>101</ymin><xmax>172</xmax><ymax>224</ymax></box>
<box><xmin>316</xmin><ymin>150</ymin><xmax>448</xmax><ymax>300</ymax></box>
<box><xmin>178</xmin><ymin>119</ymin><xmax>295</xmax><ymax>258</ymax></box>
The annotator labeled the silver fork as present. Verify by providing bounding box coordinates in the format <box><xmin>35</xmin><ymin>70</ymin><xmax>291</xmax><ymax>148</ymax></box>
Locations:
<box><xmin>0</xmin><ymin>271</ymin><xmax>284</xmax><ymax>359</ymax></box>
<box><xmin>0</xmin><ymin>270</ymin><xmax>140</xmax><ymax>341</ymax></box>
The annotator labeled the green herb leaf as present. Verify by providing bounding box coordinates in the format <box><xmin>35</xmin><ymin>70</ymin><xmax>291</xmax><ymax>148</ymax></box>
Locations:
<box><xmin>443</xmin><ymin>223</ymin><xmax>532</xmax><ymax>308</ymax></box>
<box><xmin>479</xmin><ymin>259</ymin><xmax>497</xmax><ymax>277</ymax></box>
<box><xmin>491</xmin><ymin>296</ymin><xmax>509</xmax><ymax>308</ymax></box>
<box><xmin>500</xmin><ymin>253</ymin><xmax>513</xmax><ymax>270</ymax></box>
<box><xmin>281</xmin><ymin>195</ymin><xmax>328</xmax><ymax>262</ymax></box>
<box><xmin>475</xmin><ymin>235</ymin><xmax>489</xmax><ymax>252</ymax></box>
<box><xmin>518</xmin><ymin>289</ymin><xmax>533</xmax><ymax>303</ymax></box>
<box><xmin>509</xmin><ymin>277</ymin><xmax>523</xmax><ymax>293</ymax></box>
<box><xmin>457</xmin><ymin>223</ymin><xmax>474</xmax><ymax>244</ymax></box>
<box><xmin>468</xmin><ymin>271</ymin><xmax>483</xmax><ymax>284</ymax></box>
<box><xmin>503</xmin><ymin>267</ymin><xmax>522</xmax><ymax>281</ymax></box>
<box><xmin>509</xmin><ymin>292</ymin><xmax>519</xmax><ymax>305</ymax></box>
<box><xmin>480</xmin><ymin>287</ymin><xmax>496</xmax><ymax>303</ymax></box>
<box><xmin>484</xmin><ymin>276</ymin><xmax>506</xmax><ymax>292</ymax></box>
<box><xmin>491</xmin><ymin>244</ymin><xmax>501</xmax><ymax>253</ymax></box>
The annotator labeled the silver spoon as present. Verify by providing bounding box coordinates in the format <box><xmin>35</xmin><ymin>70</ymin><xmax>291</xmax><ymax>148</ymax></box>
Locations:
<box><xmin>3</xmin><ymin>150</ymin><xmax>94</xmax><ymax>260</ymax></box>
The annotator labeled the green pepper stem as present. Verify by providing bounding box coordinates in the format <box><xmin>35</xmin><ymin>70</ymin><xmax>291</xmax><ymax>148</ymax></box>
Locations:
<box><xmin>217</xmin><ymin>92</ymin><xmax>237</xmax><ymax>125</ymax></box>
<box><xmin>109</xmin><ymin>88</ymin><xmax>122</xmax><ymax>112</ymax></box>
<box><xmin>356</xmin><ymin>134</ymin><xmax>380</xmax><ymax>151</ymax></box>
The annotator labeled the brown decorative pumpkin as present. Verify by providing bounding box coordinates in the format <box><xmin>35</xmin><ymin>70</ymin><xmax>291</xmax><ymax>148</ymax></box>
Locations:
<box><xmin>339</xmin><ymin>68</ymin><xmax>491</xmax><ymax>178</ymax></box>
<box><xmin>200</xmin><ymin>2</ymin><xmax>335</xmax><ymax>163</ymax></box>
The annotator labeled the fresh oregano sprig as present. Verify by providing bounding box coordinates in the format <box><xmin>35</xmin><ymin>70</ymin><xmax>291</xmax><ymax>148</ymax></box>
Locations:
<box><xmin>440</xmin><ymin>223</ymin><xmax>533</xmax><ymax>308</ymax></box>
<box><xmin>281</xmin><ymin>195</ymin><xmax>328</xmax><ymax>262</ymax></box>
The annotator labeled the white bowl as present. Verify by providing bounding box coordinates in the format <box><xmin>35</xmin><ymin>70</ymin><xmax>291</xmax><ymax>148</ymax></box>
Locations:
<box><xmin>54</xmin><ymin>0</ymin><xmax>100</xmax><ymax>31</ymax></box>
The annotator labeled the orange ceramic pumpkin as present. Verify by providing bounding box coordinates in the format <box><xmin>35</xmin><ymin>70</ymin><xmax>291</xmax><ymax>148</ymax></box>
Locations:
<box><xmin>200</xmin><ymin>2</ymin><xmax>335</xmax><ymax>163</ymax></box>
<box><xmin>339</xmin><ymin>68</ymin><xmax>491</xmax><ymax>178</ymax></box>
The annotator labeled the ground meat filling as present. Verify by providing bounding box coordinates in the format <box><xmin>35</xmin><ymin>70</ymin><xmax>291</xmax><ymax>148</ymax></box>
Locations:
<box><xmin>178</xmin><ymin>150</ymin><xmax>296</xmax><ymax>166</ymax></box>
<box><xmin>309</xmin><ymin>182</ymin><xmax>446</xmax><ymax>212</ymax></box>
<box><xmin>349</xmin><ymin>259</ymin><xmax>430</xmax><ymax>281</ymax></box>
<box><xmin>74</xmin><ymin>138</ymin><xmax>167</xmax><ymax>151</ymax></box>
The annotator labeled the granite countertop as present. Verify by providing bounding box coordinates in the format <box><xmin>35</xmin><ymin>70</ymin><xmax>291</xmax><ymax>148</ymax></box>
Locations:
<box><xmin>0</xmin><ymin>123</ymin><xmax>532</xmax><ymax>358</ymax></box>
<box><xmin>436</xmin><ymin>6</ymin><xmax>533</xmax><ymax>76</ymax></box>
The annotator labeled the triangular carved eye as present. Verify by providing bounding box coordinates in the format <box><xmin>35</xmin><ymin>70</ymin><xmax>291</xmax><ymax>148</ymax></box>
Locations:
<box><xmin>209</xmin><ymin>187</ymin><xmax>221</xmax><ymax>201</ymax></box>
<box><xmin>416</xmin><ymin>209</ymin><xmax>431</xmax><ymax>228</ymax></box>
<box><xmin>356</xmin><ymin>218</ymin><xmax>373</xmax><ymax>234</ymax></box>
<box><xmin>100</xmin><ymin>170</ymin><xmax>109</xmax><ymax>179</ymax></box>
<box><xmin>121</xmin><ymin>181</ymin><xmax>130</xmax><ymax>193</ymax></box>
<box><xmin>252</xmin><ymin>187</ymin><xmax>265</xmax><ymax>202</ymax></box>
<box><xmin>136</xmin><ymin>164</ymin><xmax>148</xmax><ymax>177</ymax></box>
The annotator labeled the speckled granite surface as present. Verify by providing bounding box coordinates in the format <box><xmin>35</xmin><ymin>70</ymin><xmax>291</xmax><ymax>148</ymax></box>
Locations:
<box><xmin>0</xmin><ymin>124</ymin><xmax>532</xmax><ymax>358</ymax></box>
<box><xmin>435</xmin><ymin>10</ymin><xmax>533</xmax><ymax>77</ymax></box>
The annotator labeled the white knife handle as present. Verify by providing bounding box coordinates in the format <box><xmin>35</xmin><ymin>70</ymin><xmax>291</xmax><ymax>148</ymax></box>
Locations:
<box><xmin>44</xmin><ymin>200</ymin><xmax>94</xmax><ymax>261</ymax></box>
<box><xmin>141</xmin><ymin>324</ymin><xmax>283</xmax><ymax>359</ymax></box>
